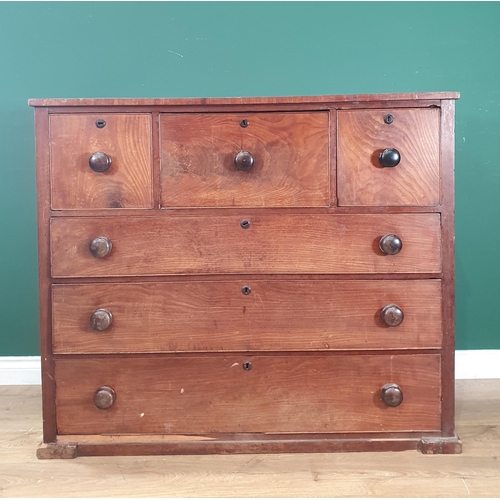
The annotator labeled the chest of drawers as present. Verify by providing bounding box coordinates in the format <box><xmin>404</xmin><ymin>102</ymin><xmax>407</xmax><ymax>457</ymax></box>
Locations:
<box><xmin>30</xmin><ymin>92</ymin><xmax>461</xmax><ymax>458</ymax></box>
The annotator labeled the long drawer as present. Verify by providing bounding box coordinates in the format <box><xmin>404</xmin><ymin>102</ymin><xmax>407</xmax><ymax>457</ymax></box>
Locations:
<box><xmin>52</xmin><ymin>280</ymin><xmax>442</xmax><ymax>353</ymax></box>
<box><xmin>50</xmin><ymin>214</ymin><xmax>441</xmax><ymax>277</ymax></box>
<box><xmin>55</xmin><ymin>354</ymin><xmax>442</xmax><ymax>435</ymax></box>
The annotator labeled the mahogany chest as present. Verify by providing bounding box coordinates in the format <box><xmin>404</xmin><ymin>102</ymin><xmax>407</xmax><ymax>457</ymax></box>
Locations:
<box><xmin>29</xmin><ymin>92</ymin><xmax>461</xmax><ymax>458</ymax></box>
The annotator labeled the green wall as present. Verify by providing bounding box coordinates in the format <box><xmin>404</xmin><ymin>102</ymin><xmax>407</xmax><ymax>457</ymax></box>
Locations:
<box><xmin>0</xmin><ymin>2</ymin><xmax>498</xmax><ymax>355</ymax></box>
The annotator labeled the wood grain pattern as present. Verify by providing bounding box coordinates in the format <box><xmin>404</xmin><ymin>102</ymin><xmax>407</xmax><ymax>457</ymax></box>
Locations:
<box><xmin>54</xmin><ymin>354</ymin><xmax>441</xmax><ymax>435</ymax></box>
<box><xmin>55</xmin><ymin>431</ymin><xmax>441</xmax><ymax>443</ymax></box>
<box><xmin>51</xmin><ymin>280</ymin><xmax>442</xmax><ymax>353</ymax></box>
<box><xmin>31</xmin><ymin>101</ymin><xmax>446</xmax><ymax>116</ymax></box>
<box><xmin>439</xmin><ymin>99</ymin><xmax>457</xmax><ymax>437</ymax></box>
<box><xmin>65</xmin><ymin>435</ymin><xmax>458</xmax><ymax>456</ymax></box>
<box><xmin>160</xmin><ymin>112</ymin><xmax>329</xmax><ymax>207</ymax></box>
<box><xmin>37</xmin><ymin>443</ymin><xmax>77</xmax><ymax>459</ymax></box>
<box><xmin>34</xmin><ymin>107</ymin><xmax>57</xmax><ymax>442</ymax></box>
<box><xmin>49</xmin><ymin>114</ymin><xmax>153</xmax><ymax>209</ymax></box>
<box><xmin>329</xmin><ymin>109</ymin><xmax>338</xmax><ymax>206</ymax></box>
<box><xmin>337</xmin><ymin>108</ymin><xmax>440</xmax><ymax>206</ymax></box>
<box><xmin>49</xmin><ymin>213</ymin><xmax>442</xmax><ymax>277</ymax></box>
<box><xmin>48</xmin><ymin>205</ymin><xmax>444</xmax><ymax>218</ymax></box>
<box><xmin>28</xmin><ymin>92</ymin><xmax>460</xmax><ymax>107</ymax></box>
<box><xmin>151</xmin><ymin>112</ymin><xmax>162</xmax><ymax>212</ymax></box>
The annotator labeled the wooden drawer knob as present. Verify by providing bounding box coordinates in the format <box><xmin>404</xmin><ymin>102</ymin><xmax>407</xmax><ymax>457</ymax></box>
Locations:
<box><xmin>94</xmin><ymin>386</ymin><xmax>115</xmax><ymax>410</ymax></box>
<box><xmin>89</xmin><ymin>152</ymin><xmax>112</xmax><ymax>172</ymax></box>
<box><xmin>381</xmin><ymin>304</ymin><xmax>404</xmax><ymax>327</ymax></box>
<box><xmin>378</xmin><ymin>148</ymin><xmax>401</xmax><ymax>167</ymax></box>
<box><xmin>89</xmin><ymin>236</ymin><xmax>112</xmax><ymax>258</ymax></box>
<box><xmin>379</xmin><ymin>234</ymin><xmax>402</xmax><ymax>255</ymax></box>
<box><xmin>90</xmin><ymin>308</ymin><xmax>113</xmax><ymax>331</ymax></box>
<box><xmin>381</xmin><ymin>383</ymin><xmax>403</xmax><ymax>407</ymax></box>
<box><xmin>235</xmin><ymin>151</ymin><xmax>254</xmax><ymax>171</ymax></box>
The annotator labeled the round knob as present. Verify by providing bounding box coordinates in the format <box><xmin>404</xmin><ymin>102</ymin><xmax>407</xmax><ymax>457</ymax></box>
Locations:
<box><xmin>89</xmin><ymin>236</ymin><xmax>112</xmax><ymax>258</ymax></box>
<box><xmin>381</xmin><ymin>383</ymin><xmax>403</xmax><ymax>407</ymax></box>
<box><xmin>94</xmin><ymin>386</ymin><xmax>115</xmax><ymax>410</ymax></box>
<box><xmin>89</xmin><ymin>152</ymin><xmax>112</xmax><ymax>172</ymax></box>
<box><xmin>235</xmin><ymin>151</ymin><xmax>254</xmax><ymax>171</ymax></box>
<box><xmin>378</xmin><ymin>148</ymin><xmax>401</xmax><ymax>167</ymax></box>
<box><xmin>381</xmin><ymin>304</ymin><xmax>404</xmax><ymax>327</ymax></box>
<box><xmin>379</xmin><ymin>234</ymin><xmax>402</xmax><ymax>255</ymax></box>
<box><xmin>90</xmin><ymin>308</ymin><xmax>113</xmax><ymax>331</ymax></box>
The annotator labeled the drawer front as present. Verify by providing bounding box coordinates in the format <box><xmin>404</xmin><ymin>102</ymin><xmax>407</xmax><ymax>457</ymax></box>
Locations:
<box><xmin>52</xmin><ymin>280</ymin><xmax>442</xmax><ymax>353</ymax></box>
<box><xmin>337</xmin><ymin>108</ymin><xmax>440</xmax><ymax>206</ymax></box>
<box><xmin>50</xmin><ymin>114</ymin><xmax>153</xmax><ymax>209</ymax></box>
<box><xmin>160</xmin><ymin>112</ymin><xmax>330</xmax><ymax>207</ymax></box>
<box><xmin>50</xmin><ymin>214</ymin><xmax>441</xmax><ymax>277</ymax></box>
<box><xmin>55</xmin><ymin>354</ymin><xmax>442</xmax><ymax>435</ymax></box>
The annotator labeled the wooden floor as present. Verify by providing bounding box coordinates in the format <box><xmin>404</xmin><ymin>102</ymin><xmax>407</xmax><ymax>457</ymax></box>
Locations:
<box><xmin>1</xmin><ymin>380</ymin><xmax>499</xmax><ymax>498</ymax></box>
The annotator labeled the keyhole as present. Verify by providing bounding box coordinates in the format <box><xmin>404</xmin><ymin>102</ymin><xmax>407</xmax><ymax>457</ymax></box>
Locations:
<box><xmin>242</xmin><ymin>361</ymin><xmax>252</xmax><ymax>371</ymax></box>
<box><xmin>241</xmin><ymin>286</ymin><xmax>251</xmax><ymax>295</ymax></box>
<box><xmin>240</xmin><ymin>219</ymin><xmax>250</xmax><ymax>229</ymax></box>
<box><xmin>383</xmin><ymin>114</ymin><xmax>394</xmax><ymax>125</ymax></box>
<box><xmin>240</xmin><ymin>119</ymin><xmax>249</xmax><ymax>128</ymax></box>
<box><xmin>95</xmin><ymin>119</ymin><xmax>106</xmax><ymax>128</ymax></box>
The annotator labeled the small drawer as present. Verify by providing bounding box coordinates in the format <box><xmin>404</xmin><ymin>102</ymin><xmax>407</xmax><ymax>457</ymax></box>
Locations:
<box><xmin>337</xmin><ymin>108</ymin><xmax>440</xmax><ymax>206</ymax></box>
<box><xmin>52</xmin><ymin>280</ymin><xmax>442</xmax><ymax>354</ymax></box>
<box><xmin>54</xmin><ymin>354</ymin><xmax>442</xmax><ymax>435</ymax></box>
<box><xmin>159</xmin><ymin>112</ymin><xmax>330</xmax><ymax>207</ymax></box>
<box><xmin>49</xmin><ymin>114</ymin><xmax>153</xmax><ymax>209</ymax></box>
<box><xmin>49</xmin><ymin>213</ymin><xmax>441</xmax><ymax>277</ymax></box>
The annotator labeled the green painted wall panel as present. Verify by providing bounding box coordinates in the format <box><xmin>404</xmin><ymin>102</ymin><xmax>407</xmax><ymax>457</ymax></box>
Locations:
<box><xmin>0</xmin><ymin>2</ymin><xmax>498</xmax><ymax>355</ymax></box>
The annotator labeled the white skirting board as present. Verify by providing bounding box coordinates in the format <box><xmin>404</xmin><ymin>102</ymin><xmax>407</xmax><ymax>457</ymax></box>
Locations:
<box><xmin>455</xmin><ymin>350</ymin><xmax>500</xmax><ymax>380</ymax></box>
<box><xmin>0</xmin><ymin>356</ymin><xmax>42</xmax><ymax>385</ymax></box>
<box><xmin>0</xmin><ymin>351</ymin><xmax>499</xmax><ymax>385</ymax></box>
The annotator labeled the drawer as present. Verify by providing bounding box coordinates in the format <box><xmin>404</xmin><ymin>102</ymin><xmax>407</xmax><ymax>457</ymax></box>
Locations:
<box><xmin>49</xmin><ymin>114</ymin><xmax>153</xmax><ymax>209</ymax></box>
<box><xmin>50</xmin><ymin>214</ymin><xmax>441</xmax><ymax>277</ymax></box>
<box><xmin>52</xmin><ymin>280</ymin><xmax>442</xmax><ymax>353</ymax></box>
<box><xmin>337</xmin><ymin>108</ymin><xmax>440</xmax><ymax>206</ymax></box>
<box><xmin>55</xmin><ymin>354</ymin><xmax>442</xmax><ymax>435</ymax></box>
<box><xmin>159</xmin><ymin>112</ymin><xmax>330</xmax><ymax>207</ymax></box>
